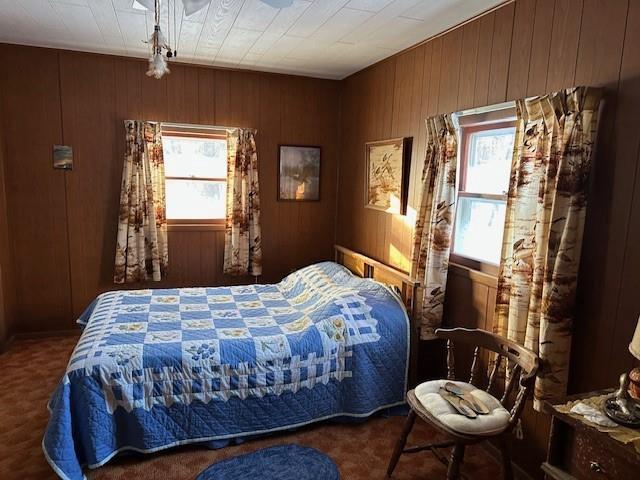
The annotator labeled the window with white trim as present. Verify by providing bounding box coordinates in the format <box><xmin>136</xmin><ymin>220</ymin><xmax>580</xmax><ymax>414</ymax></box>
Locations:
<box><xmin>162</xmin><ymin>126</ymin><xmax>227</xmax><ymax>224</ymax></box>
<box><xmin>451</xmin><ymin>109</ymin><xmax>516</xmax><ymax>269</ymax></box>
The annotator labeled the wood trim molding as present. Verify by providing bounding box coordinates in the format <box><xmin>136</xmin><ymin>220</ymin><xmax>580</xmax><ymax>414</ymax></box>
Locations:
<box><xmin>13</xmin><ymin>329</ymin><xmax>79</xmax><ymax>340</ymax></box>
<box><xmin>0</xmin><ymin>334</ymin><xmax>14</xmax><ymax>354</ymax></box>
<box><xmin>449</xmin><ymin>261</ymin><xmax>498</xmax><ymax>288</ymax></box>
<box><xmin>342</xmin><ymin>0</ymin><xmax>514</xmax><ymax>81</ymax></box>
<box><xmin>334</xmin><ymin>245</ymin><xmax>415</xmax><ymax>284</ymax></box>
<box><xmin>167</xmin><ymin>223</ymin><xmax>225</xmax><ymax>232</ymax></box>
<box><xmin>0</xmin><ymin>43</ymin><xmax>343</xmax><ymax>84</ymax></box>
<box><xmin>449</xmin><ymin>253</ymin><xmax>500</xmax><ymax>278</ymax></box>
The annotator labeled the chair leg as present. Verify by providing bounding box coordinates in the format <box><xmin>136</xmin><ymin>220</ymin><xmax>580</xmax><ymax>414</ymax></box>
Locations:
<box><xmin>385</xmin><ymin>409</ymin><xmax>416</xmax><ymax>479</ymax></box>
<box><xmin>446</xmin><ymin>443</ymin><xmax>465</xmax><ymax>480</ymax></box>
<box><xmin>497</xmin><ymin>435</ymin><xmax>513</xmax><ymax>480</ymax></box>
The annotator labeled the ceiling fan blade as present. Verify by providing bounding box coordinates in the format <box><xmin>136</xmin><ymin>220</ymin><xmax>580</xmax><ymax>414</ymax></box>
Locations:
<box><xmin>135</xmin><ymin>0</ymin><xmax>155</xmax><ymax>11</ymax></box>
<box><xmin>136</xmin><ymin>0</ymin><xmax>292</xmax><ymax>18</ymax></box>
<box><xmin>181</xmin><ymin>0</ymin><xmax>212</xmax><ymax>16</ymax></box>
<box><xmin>134</xmin><ymin>0</ymin><xmax>212</xmax><ymax>17</ymax></box>
<box><xmin>259</xmin><ymin>0</ymin><xmax>294</xmax><ymax>7</ymax></box>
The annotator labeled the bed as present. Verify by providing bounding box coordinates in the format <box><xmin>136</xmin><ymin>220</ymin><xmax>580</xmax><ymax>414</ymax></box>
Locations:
<box><xmin>43</xmin><ymin>246</ymin><xmax>420</xmax><ymax>480</ymax></box>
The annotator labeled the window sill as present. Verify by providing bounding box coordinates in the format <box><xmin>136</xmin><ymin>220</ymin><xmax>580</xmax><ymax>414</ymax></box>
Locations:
<box><xmin>450</xmin><ymin>253</ymin><xmax>499</xmax><ymax>275</ymax></box>
<box><xmin>168</xmin><ymin>223</ymin><xmax>225</xmax><ymax>232</ymax></box>
<box><xmin>448</xmin><ymin>260</ymin><xmax>498</xmax><ymax>289</ymax></box>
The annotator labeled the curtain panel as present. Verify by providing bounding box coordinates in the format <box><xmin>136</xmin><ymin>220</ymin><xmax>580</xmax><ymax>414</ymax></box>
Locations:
<box><xmin>412</xmin><ymin>114</ymin><xmax>458</xmax><ymax>340</ymax></box>
<box><xmin>494</xmin><ymin>86</ymin><xmax>602</xmax><ymax>409</ymax></box>
<box><xmin>114</xmin><ymin>120</ymin><xmax>168</xmax><ymax>284</ymax></box>
<box><xmin>223</xmin><ymin>129</ymin><xmax>262</xmax><ymax>276</ymax></box>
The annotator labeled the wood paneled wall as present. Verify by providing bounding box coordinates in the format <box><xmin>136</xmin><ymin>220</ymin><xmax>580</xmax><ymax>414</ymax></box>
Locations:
<box><xmin>1</xmin><ymin>0</ymin><xmax>639</xmax><ymax>476</ymax></box>
<box><xmin>0</xmin><ymin>144</ymin><xmax>4</xmax><ymax>346</ymax></box>
<box><xmin>337</xmin><ymin>0</ymin><xmax>640</xmax><ymax>476</ymax></box>
<box><xmin>0</xmin><ymin>44</ymin><xmax>340</xmax><ymax>333</ymax></box>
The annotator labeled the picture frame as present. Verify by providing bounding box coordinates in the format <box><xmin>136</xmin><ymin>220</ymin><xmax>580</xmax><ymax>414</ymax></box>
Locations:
<box><xmin>278</xmin><ymin>144</ymin><xmax>321</xmax><ymax>201</ymax></box>
<box><xmin>53</xmin><ymin>145</ymin><xmax>73</xmax><ymax>170</ymax></box>
<box><xmin>364</xmin><ymin>137</ymin><xmax>412</xmax><ymax>214</ymax></box>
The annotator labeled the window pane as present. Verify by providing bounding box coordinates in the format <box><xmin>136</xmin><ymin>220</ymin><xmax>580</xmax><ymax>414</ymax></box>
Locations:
<box><xmin>464</xmin><ymin>127</ymin><xmax>514</xmax><ymax>194</ymax></box>
<box><xmin>163</xmin><ymin>136</ymin><xmax>226</xmax><ymax>178</ymax></box>
<box><xmin>453</xmin><ymin>196</ymin><xmax>506</xmax><ymax>264</ymax></box>
<box><xmin>166</xmin><ymin>180</ymin><xmax>226</xmax><ymax>219</ymax></box>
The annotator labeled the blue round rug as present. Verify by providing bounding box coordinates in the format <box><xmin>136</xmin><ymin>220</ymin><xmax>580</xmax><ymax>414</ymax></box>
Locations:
<box><xmin>196</xmin><ymin>444</ymin><xmax>339</xmax><ymax>480</ymax></box>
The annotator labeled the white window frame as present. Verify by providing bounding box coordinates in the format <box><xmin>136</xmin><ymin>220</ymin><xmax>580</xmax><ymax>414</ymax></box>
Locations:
<box><xmin>161</xmin><ymin>124</ymin><xmax>227</xmax><ymax>229</ymax></box>
<box><xmin>450</xmin><ymin>104</ymin><xmax>516</xmax><ymax>275</ymax></box>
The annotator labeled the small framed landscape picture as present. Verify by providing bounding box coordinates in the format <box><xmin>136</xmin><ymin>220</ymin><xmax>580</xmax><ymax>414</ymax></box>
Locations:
<box><xmin>278</xmin><ymin>145</ymin><xmax>321</xmax><ymax>201</ymax></box>
<box><xmin>365</xmin><ymin>137</ymin><xmax>412</xmax><ymax>214</ymax></box>
<box><xmin>53</xmin><ymin>145</ymin><xmax>73</xmax><ymax>170</ymax></box>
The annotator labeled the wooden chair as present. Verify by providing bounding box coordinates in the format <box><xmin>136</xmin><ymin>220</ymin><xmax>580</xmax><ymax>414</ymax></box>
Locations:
<box><xmin>386</xmin><ymin>327</ymin><xmax>540</xmax><ymax>480</ymax></box>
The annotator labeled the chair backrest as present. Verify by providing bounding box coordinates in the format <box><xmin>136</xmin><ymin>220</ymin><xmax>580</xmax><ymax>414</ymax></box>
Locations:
<box><xmin>435</xmin><ymin>327</ymin><xmax>540</xmax><ymax>431</ymax></box>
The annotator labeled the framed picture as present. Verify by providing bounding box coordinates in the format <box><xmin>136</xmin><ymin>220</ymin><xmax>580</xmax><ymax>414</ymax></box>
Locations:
<box><xmin>278</xmin><ymin>145</ymin><xmax>321</xmax><ymax>201</ymax></box>
<box><xmin>365</xmin><ymin>137</ymin><xmax>412</xmax><ymax>214</ymax></box>
<box><xmin>53</xmin><ymin>145</ymin><xmax>73</xmax><ymax>170</ymax></box>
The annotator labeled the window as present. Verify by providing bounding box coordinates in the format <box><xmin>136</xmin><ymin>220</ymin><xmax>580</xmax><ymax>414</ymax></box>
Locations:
<box><xmin>162</xmin><ymin>127</ymin><xmax>227</xmax><ymax>224</ymax></box>
<box><xmin>452</xmin><ymin>112</ymin><xmax>516</xmax><ymax>270</ymax></box>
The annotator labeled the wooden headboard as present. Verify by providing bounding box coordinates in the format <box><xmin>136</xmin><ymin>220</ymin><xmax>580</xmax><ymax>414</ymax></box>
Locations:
<box><xmin>334</xmin><ymin>245</ymin><xmax>422</xmax><ymax>387</ymax></box>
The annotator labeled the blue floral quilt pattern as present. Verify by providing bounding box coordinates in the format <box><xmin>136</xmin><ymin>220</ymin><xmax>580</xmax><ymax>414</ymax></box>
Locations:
<box><xmin>43</xmin><ymin>262</ymin><xmax>409</xmax><ymax>480</ymax></box>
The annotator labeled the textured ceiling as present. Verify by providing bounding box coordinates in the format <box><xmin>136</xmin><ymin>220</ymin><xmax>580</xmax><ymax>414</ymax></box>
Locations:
<box><xmin>0</xmin><ymin>0</ymin><xmax>505</xmax><ymax>79</ymax></box>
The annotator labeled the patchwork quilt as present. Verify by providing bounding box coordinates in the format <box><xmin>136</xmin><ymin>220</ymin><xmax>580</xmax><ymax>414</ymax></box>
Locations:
<box><xmin>43</xmin><ymin>262</ymin><xmax>409</xmax><ymax>480</ymax></box>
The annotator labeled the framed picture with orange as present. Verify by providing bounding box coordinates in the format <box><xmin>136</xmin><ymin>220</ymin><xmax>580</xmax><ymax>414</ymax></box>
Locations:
<box><xmin>278</xmin><ymin>144</ymin><xmax>321</xmax><ymax>201</ymax></box>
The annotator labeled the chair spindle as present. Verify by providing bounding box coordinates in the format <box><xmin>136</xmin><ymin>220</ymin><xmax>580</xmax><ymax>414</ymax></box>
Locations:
<box><xmin>487</xmin><ymin>354</ymin><xmax>502</xmax><ymax>394</ymax></box>
<box><xmin>469</xmin><ymin>346</ymin><xmax>480</xmax><ymax>385</ymax></box>
<box><xmin>509</xmin><ymin>386</ymin><xmax>529</xmax><ymax>428</ymax></box>
<box><xmin>501</xmin><ymin>364</ymin><xmax>522</xmax><ymax>405</ymax></box>
<box><xmin>386</xmin><ymin>328</ymin><xmax>541</xmax><ymax>480</ymax></box>
<box><xmin>446</xmin><ymin>339</ymin><xmax>455</xmax><ymax>380</ymax></box>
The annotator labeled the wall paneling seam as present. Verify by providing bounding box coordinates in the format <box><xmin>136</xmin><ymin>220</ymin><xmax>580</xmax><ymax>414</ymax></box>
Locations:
<box><xmin>57</xmin><ymin>51</ymin><xmax>75</xmax><ymax>328</ymax></box>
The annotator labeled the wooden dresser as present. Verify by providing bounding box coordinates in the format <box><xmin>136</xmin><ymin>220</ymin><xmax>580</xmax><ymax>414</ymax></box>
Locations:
<box><xmin>542</xmin><ymin>390</ymin><xmax>640</xmax><ymax>479</ymax></box>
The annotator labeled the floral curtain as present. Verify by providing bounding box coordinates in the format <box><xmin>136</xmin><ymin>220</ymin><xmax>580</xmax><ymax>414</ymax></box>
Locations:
<box><xmin>114</xmin><ymin>120</ymin><xmax>168</xmax><ymax>284</ymax></box>
<box><xmin>412</xmin><ymin>114</ymin><xmax>458</xmax><ymax>340</ymax></box>
<box><xmin>494</xmin><ymin>86</ymin><xmax>602</xmax><ymax>409</ymax></box>
<box><xmin>223</xmin><ymin>129</ymin><xmax>262</xmax><ymax>276</ymax></box>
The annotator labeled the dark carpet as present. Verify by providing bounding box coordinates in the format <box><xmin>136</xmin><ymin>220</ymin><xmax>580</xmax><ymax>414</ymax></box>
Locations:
<box><xmin>0</xmin><ymin>335</ymin><xmax>501</xmax><ymax>479</ymax></box>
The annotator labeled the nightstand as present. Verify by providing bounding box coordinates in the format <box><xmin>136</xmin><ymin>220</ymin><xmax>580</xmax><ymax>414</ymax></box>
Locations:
<box><xmin>542</xmin><ymin>389</ymin><xmax>640</xmax><ymax>479</ymax></box>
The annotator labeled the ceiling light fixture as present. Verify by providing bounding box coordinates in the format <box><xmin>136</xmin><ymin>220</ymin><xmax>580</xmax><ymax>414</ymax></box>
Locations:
<box><xmin>138</xmin><ymin>0</ymin><xmax>211</xmax><ymax>79</ymax></box>
<box><xmin>138</xmin><ymin>0</ymin><xmax>294</xmax><ymax>79</ymax></box>
<box><xmin>145</xmin><ymin>0</ymin><xmax>173</xmax><ymax>79</ymax></box>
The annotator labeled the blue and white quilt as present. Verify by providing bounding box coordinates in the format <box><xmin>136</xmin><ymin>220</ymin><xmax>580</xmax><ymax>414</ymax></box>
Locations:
<box><xmin>43</xmin><ymin>262</ymin><xmax>409</xmax><ymax>480</ymax></box>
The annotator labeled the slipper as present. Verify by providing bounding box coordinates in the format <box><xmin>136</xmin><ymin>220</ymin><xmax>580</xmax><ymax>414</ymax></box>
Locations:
<box><xmin>438</xmin><ymin>387</ymin><xmax>478</xmax><ymax>418</ymax></box>
<box><xmin>443</xmin><ymin>382</ymin><xmax>491</xmax><ymax>415</ymax></box>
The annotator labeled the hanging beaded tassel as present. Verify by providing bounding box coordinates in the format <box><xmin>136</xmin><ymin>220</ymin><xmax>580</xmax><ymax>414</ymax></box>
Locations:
<box><xmin>146</xmin><ymin>0</ymin><xmax>171</xmax><ymax>79</ymax></box>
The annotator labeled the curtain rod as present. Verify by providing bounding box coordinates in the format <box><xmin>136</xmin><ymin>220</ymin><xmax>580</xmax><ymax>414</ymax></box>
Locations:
<box><xmin>451</xmin><ymin>101</ymin><xmax>517</xmax><ymax>130</ymax></box>
<box><xmin>454</xmin><ymin>101</ymin><xmax>516</xmax><ymax>118</ymax></box>
<box><xmin>124</xmin><ymin>120</ymin><xmax>257</xmax><ymax>133</ymax></box>
<box><xmin>162</xmin><ymin>121</ymin><xmax>236</xmax><ymax>131</ymax></box>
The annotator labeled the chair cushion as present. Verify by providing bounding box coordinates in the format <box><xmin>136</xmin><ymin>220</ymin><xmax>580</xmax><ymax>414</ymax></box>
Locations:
<box><xmin>414</xmin><ymin>380</ymin><xmax>510</xmax><ymax>436</ymax></box>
